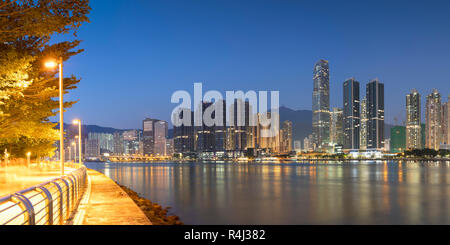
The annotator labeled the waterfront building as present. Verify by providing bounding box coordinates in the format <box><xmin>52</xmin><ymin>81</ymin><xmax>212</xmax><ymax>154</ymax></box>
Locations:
<box><xmin>312</xmin><ymin>59</ymin><xmax>331</xmax><ymax>151</ymax></box>
<box><xmin>390</xmin><ymin>126</ymin><xmax>406</xmax><ymax>153</ymax></box>
<box><xmin>343</xmin><ymin>78</ymin><xmax>360</xmax><ymax>149</ymax></box>
<box><xmin>360</xmin><ymin>97</ymin><xmax>368</xmax><ymax>150</ymax></box>
<box><xmin>113</xmin><ymin>131</ymin><xmax>124</xmax><ymax>155</ymax></box>
<box><xmin>280</xmin><ymin>120</ymin><xmax>293</xmax><ymax>153</ymax></box>
<box><xmin>425</xmin><ymin>89</ymin><xmax>442</xmax><ymax>150</ymax></box>
<box><xmin>330</xmin><ymin>107</ymin><xmax>344</xmax><ymax>147</ymax></box>
<box><xmin>406</xmin><ymin>89</ymin><xmax>422</xmax><ymax>149</ymax></box>
<box><xmin>154</xmin><ymin>120</ymin><xmax>168</xmax><ymax>156</ymax></box>
<box><xmin>87</xmin><ymin>132</ymin><xmax>114</xmax><ymax>153</ymax></box>
<box><xmin>173</xmin><ymin>109</ymin><xmax>195</xmax><ymax>154</ymax></box>
<box><xmin>166</xmin><ymin>138</ymin><xmax>174</xmax><ymax>156</ymax></box>
<box><xmin>143</xmin><ymin>118</ymin><xmax>157</xmax><ymax>155</ymax></box>
<box><xmin>366</xmin><ymin>79</ymin><xmax>385</xmax><ymax>150</ymax></box>
<box><xmin>123</xmin><ymin>129</ymin><xmax>140</xmax><ymax>155</ymax></box>
<box><xmin>442</xmin><ymin>95</ymin><xmax>450</xmax><ymax>146</ymax></box>
<box><xmin>196</xmin><ymin>102</ymin><xmax>215</xmax><ymax>153</ymax></box>
<box><xmin>84</xmin><ymin>138</ymin><xmax>100</xmax><ymax>158</ymax></box>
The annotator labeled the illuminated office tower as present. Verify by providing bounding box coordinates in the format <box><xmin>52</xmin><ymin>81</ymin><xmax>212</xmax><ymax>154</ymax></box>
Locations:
<box><xmin>280</xmin><ymin>120</ymin><xmax>293</xmax><ymax>153</ymax></box>
<box><xmin>154</xmin><ymin>120</ymin><xmax>168</xmax><ymax>156</ymax></box>
<box><xmin>143</xmin><ymin>118</ymin><xmax>157</xmax><ymax>155</ymax></box>
<box><xmin>425</xmin><ymin>89</ymin><xmax>442</xmax><ymax>150</ymax></box>
<box><xmin>360</xmin><ymin>97</ymin><xmax>368</xmax><ymax>150</ymax></box>
<box><xmin>406</xmin><ymin>89</ymin><xmax>422</xmax><ymax>149</ymax></box>
<box><xmin>442</xmin><ymin>95</ymin><xmax>450</xmax><ymax>146</ymax></box>
<box><xmin>113</xmin><ymin>131</ymin><xmax>124</xmax><ymax>155</ymax></box>
<box><xmin>343</xmin><ymin>78</ymin><xmax>360</xmax><ymax>149</ymax></box>
<box><xmin>173</xmin><ymin>109</ymin><xmax>195</xmax><ymax>154</ymax></box>
<box><xmin>312</xmin><ymin>59</ymin><xmax>331</xmax><ymax>151</ymax></box>
<box><xmin>366</xmin><ymin>79</ymin><xmax>385</xmax><ymax>150</ymax></box>
<box><xmin>196</xmin><ymin>102</ymin><xmax>215</xmax><ymax>152</ymax></box>
<box><xmin>330</xmin><ymin>107</ymin><xmax>344</xmax><ymax>146</ymax></box>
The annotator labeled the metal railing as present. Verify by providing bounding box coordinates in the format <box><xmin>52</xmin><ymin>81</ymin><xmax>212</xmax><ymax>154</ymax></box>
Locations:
<box><xmin>0</xmin><ymin>166</ymin><xmax>87</xmax><ymax>225</ymax></box>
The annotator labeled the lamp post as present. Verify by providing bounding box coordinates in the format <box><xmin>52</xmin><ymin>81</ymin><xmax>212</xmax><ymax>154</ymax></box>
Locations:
<box><xmin>45</xmin><ymin>57</ymin><xmax>64</xmax><ymax>175</ymax></box>
<box><xmin>73</xmin><ymin>119</ymin><xmax>82</xmax><ymax>165</ymax></box>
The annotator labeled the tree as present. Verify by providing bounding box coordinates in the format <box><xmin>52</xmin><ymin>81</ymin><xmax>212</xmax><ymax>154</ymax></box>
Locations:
<box><xmin>0</xmin><ymin>0</ymin><xmax>90</xmax><ymax>158</ymax></box>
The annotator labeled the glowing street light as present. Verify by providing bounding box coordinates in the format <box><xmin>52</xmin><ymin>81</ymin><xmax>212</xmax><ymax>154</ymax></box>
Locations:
<box><xmin>45</xmin><ymin>57</ymin><xmax>64</xmax><ymax>175</ymax></box>
<box><xmin>73</xmin><ymin>119</ymin><xmax>83</xmax><ymax>165</ymax></box>
<box><xmin>72</xmin><ymin>142</ymin><xmax>77</xmax><ymax>162</ymax></box>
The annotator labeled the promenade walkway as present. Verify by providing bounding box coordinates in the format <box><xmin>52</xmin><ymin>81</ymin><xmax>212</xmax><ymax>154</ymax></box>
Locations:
<box><xmin>81</xmin><ymin>169</ymin><xmax>152</xmax><ymax>225</ymax></box>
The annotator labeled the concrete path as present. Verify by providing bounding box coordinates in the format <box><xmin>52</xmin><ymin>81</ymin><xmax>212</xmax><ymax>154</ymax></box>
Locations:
<box><xmin>81</xmin><ymin>169</ymin><xmax>152</xmax><ymax>225</ymax></box>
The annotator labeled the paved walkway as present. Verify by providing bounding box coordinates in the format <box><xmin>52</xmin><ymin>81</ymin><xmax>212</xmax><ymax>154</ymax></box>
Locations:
<box><xmin>82</xmin><ymin>169</ymin><xmax>152</xmax><ymax>225</ymax></box>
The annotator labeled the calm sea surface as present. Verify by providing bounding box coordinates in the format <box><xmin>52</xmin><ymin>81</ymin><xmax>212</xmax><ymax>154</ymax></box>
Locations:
<box><xmin>85</xmin><ymin>161</ymin><xmax>450</xmax><ymax>225</ymax></box>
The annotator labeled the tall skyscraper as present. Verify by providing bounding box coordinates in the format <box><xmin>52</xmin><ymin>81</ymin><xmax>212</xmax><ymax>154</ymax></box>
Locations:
<box><xmin>113</xmin><ymin>131</ymin><xmax>124</xmax><ymax>155</ymax></box>
<box><xmin>312</xmin><ymin>59</ymin><xmax>331</xmax><ymax>151</ymax></box>
<box><xmin>154</xmin><ymin>120</ymin><xmax>168</xmax><ymax>156</ymax></box>
<box><xmin>442</xmin><ymin>95</ymin><xmax>450</xmax><ymax>146</ymax></box>
<box><xmin>425</xmin><ymin>89</ymin><xmax>441</xmax><ymax>150</ymax></box>
<box><xmin>330</xmin><ymin>107</ymin><xmax>344</xmax><ymax>146</ymax></box>
<box><xmin>280</xmin><ymin>120</ymin><xmax>293</xmax><ymax>153</ymax></box>
<box><xmin>196</xmin><ymin>102</ymin><xmax>215</xmax><ymax>152</ymax></box>
<box><xmin>360</xmin><ymin>97</ymin><xmax>368</xmax><ymax>150</ymax></box>
<box><xmin>173</xmin><ymin>109</ymin><xmax>195</xmax><ymax>154</ymax></box>
<box><xmin>366</xmin><ymin>79</ymin><xmax>385</xmax><ymax>150</ymax></box>
<box><xmin>143</xmin><ymin>118</ymin><xmax>157</xmax><ymax>155</ymax></box>
<box><xmin>406</xmin><ymin>89</ymin><xmax>422</xmax><ymax>149</ymax></box>
<box><xmin>343</xmin><ymin>78</ymin><xmax>360</xmax><ymax>149</ymax></box>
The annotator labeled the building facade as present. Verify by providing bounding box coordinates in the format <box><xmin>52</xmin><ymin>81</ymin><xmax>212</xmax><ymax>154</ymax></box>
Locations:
<box><xmin>425</xmin><ymin>89</ymin><xmax>442</xmax><ymax>150</ymax></box>
<box><xmin>330</xmin><ymin>107</ymin><xmax>344</xmax><ymax>147</ymax></box>
<box><xmin>343</xmin><ymin>78</ymin><xmax>360</xmax><ymax>149</ymax></box>
<box><xmin>312</xmin><ymin>59</ymin><xmax>331</xmax><ymax>151</ymax></box>
<box><xmin>406</xmin><ymin>89</ymin><xmax>422</xmax><ymax>149</ymax></box>
<box><xmin>366</xmin><ymin>79</ymin><xmax>385</xmax><ymax>150</ymax></box>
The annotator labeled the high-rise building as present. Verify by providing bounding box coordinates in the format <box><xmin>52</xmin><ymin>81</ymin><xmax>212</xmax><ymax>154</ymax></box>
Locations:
<box><xmin>343</xmin><ymin>78</ymin><xmax>360</xmax><ymax>149</ymax></box>
<box><xmin>312</xmin><ymin>59</ymin><xmax>331</xmax><ymax>151</ymax></box>
<box><xmin>360</xmin><ymin>97</ymin><xmax>368</xmax><ymax>150</ymax></box>
<box><xmin>113</xmin><ymin>131</ymin><xmax>124</xmax><ymax>155</ymax></box>
<box><xmin>390</xmin><ymin>126</ymin><xmax>406</xmax><ymax>153</ymax></box>
<box><xmin>280</xmin><ymin>120</ymin><xmax>293</xmax><ymax>153</ymax></box>
<box><xmin>84</xmin><ymin>138</ymin><xmax>100</xmax><ymax>158</ymax></box>
<box><xmin>425</xmin><ymin>89</ymin><xmax>441</xmax><ymax>150</ymax></box>
<box><xmin>196</xmin><ymin>102</ymin><xmax>215</xmax><ymax>152</ymax></box>
<box><xmin>442</xmin><ymin>95</ymin><xmax>450</xmax><ymax>146</ymax></box>
<box><xmin>406</xmin><ymin>89</ymin><xmax>422</xmax><ymax>149</ymax></box>
<box><xmin>366</xmin><ymin>79</ymin><xmax>385</xmax><ymax>150</ymax></box>
<box><xmin>87</xmin><ymin>132</ymin><xmax>114</xmax><ymax>153</ymax></box>
<box><xmin>143</xmin><ymin>118</ymin><xmax>157</xmax><ymax>155</ymax></box>
<box><xmin>173</xmin><ymin>109</ymin><xmax>195</xmax><ymax>154</ymax></box>
<box><xmin>154</xmin><ymin>120</ymin><xmax>168</xmax><ymax>156</ymax></box>
<box><xmin>330</xmin><ymin>107</ymin><xmax>344</xmax><ymax>147</ymax></box>
<box><xmin>123</xmin><ymin>129</ymin><xmax>140</xmax><ymax>154</ymax></box>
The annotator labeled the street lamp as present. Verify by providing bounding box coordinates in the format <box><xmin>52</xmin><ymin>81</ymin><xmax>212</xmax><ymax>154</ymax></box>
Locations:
<box><xmin>45</xmin><ymin>57</ymin><xmax>64</xmax><ymax>175</ymax></box>
<box><xmin>73</xmin><ymin>119</ymin><xmax>82</xmax><ymax>165</ymax></box>
<box><xmin>68</xmin><ymin>146</ymin><xmax>71</xmax><ymax>162</ymax></box>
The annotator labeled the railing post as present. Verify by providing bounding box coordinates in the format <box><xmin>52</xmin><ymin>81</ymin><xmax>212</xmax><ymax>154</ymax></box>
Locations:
<box><xmin>51</xmin><ymin>182</ymin><xmax>64</xmax><ymax>225</ymax></box>
<box><xmin>60</xmin><ymin>179</ymin><xmax>71</xmax><ymax>219</ymax></box>
<box><xmin>12</xmin><ymin>194</ymin><xmax>35</xmax><ymax>225</ymax></box>
<box><xmin>37</xmin><ymin>186</ymin><xmax>53</xmax><ymax>225</ymax></box>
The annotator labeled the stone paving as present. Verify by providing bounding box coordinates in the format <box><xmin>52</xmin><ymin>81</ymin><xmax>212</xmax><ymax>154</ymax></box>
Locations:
<box><xmin>82</xmin><ymin>169</ymin><xmax>152</xmax><ymax>225</ymax></box>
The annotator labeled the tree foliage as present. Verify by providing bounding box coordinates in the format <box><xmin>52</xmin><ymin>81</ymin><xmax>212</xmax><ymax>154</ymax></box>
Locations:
<box><xmin>0</xmin><ymin>0</ymin><xmax>90</xmax><ymax>158</ymax></box>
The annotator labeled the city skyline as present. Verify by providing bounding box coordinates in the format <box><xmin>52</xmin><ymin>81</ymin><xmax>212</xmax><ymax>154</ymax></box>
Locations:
<box><xmin>58</xmin><ymin>0</ymin><xmax>450</xmax><ymax>129</ymax></box>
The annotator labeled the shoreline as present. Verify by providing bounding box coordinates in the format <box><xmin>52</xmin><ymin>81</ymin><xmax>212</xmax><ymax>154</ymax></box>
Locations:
<box><xmin>117</xmin><ymin>183</ymin><xmax>184</xmax><ymax>225</ymax></box>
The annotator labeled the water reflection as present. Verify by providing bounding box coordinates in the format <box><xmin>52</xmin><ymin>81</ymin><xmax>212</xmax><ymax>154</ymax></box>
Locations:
<box><xmin>85</xmin><ymin>161</ymin><xmax>450</xmax><ymax>225</ymax></box>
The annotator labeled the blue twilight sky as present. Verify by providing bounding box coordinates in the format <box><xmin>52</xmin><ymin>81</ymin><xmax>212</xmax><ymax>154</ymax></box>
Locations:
<box><xmin>59</xmin><ymin>0</ymin><xmax>450</xmax><ymax>129</ymax></box>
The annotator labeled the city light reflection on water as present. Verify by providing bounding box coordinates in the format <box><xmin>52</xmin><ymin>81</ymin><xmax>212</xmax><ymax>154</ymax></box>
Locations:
<box><xmin>85</xmin><ymin>161</ymin><xmax>450</xmax><ymax>225</ymax></box>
